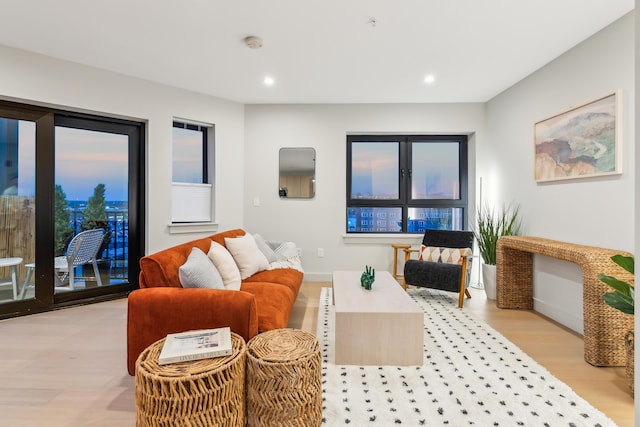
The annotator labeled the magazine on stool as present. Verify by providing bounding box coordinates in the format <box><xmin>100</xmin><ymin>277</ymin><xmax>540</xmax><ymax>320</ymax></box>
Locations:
<box><xmin>158</xmin><ymin>327</ymin><xmax>232</xmax><ymax>365</ymax></box>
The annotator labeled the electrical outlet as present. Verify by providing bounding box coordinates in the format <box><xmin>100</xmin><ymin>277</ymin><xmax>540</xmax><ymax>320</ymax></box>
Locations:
<box><xmin>297</xmin><ymin>247</ymin><xmax>302</xmax><ymax>257</ymax></box>
<box><xmin>317</xmin><ymin>248</ymin><xmax>324</xmax><ymax>257</ymax></box>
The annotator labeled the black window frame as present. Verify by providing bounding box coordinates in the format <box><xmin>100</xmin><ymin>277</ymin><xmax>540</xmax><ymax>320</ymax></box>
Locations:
<box><xmin>346</xmin><ymin>134</ymin><xmax>469</xmax><ymax>233</ymax></box>
<box><xmin>0</xmin><ymin>99</ymin><xmax>145</xmax><ymax>318</ymax></box>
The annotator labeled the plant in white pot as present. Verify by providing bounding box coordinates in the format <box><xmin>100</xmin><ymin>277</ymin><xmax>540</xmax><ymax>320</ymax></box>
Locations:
<box><xmin>473</xmin><ymin>203</ymin><xmax>522</xmax><ymax>300</ymax></box>
<box><xmin>598</xmin><ymin>254</ymin><xmax>634</xmax><ymax>394</ymax></box>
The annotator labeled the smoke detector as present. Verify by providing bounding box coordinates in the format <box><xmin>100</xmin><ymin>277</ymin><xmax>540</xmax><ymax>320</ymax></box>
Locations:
<box><xmin>244</xmin><ymin>36</ymin><xmax>263</xmax><ymax>49</ymax></box>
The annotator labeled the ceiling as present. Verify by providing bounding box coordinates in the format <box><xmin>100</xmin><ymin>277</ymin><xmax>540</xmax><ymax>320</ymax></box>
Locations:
<box><xmin>0</xmin><ymin>1</ymin><xmax>634</xmax><ymax>104</ymax></box>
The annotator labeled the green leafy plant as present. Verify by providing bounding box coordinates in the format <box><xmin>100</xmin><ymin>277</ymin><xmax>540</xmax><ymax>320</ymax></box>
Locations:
<box><xmin>598</xmin><ymin>255</ymin><xmax>634</xmax><ymax>315</ymax></box>
<box><xmin>81</xmin><ymin>183</ymin><xmax>112</xmax><ymax>259</ymax></box>
<box><xmin>473</xmin><ymin>203</ymin><xmax>522</xmax><ymax>265</ymax></box>
<box><xmin>81</xmin><ymin>183</ymin><xmax>107</xmax><ymax>232</ymax></box>
<box><xmin>54</xmin><ymin>185</ymin><xmax>74</xmax><ymax>256</ymax></box>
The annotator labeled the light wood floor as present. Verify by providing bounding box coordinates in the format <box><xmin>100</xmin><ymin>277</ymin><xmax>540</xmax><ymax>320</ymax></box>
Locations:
<box><xmin>0</xmin><ymin>283</ymin><xmax>633</xmax><ymax>426</ymax></box>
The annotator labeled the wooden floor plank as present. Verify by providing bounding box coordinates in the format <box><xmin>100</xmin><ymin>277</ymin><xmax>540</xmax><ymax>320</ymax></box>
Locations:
<box><xmin>0</xmin><ymin>282</ymin><xmax>633</xmax><ymax>426</ymax></box>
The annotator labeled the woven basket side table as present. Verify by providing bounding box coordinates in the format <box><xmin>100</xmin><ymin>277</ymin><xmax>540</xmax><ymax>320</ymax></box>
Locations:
<box><xmin>135</xmin><ymin>331</ymin><xmax>246</xmax><ymax>427</ymax></box>
<box><xmin>246</xmin><ymin>328</ymin><xmax>322</xmax><ymax>427</ymax></box>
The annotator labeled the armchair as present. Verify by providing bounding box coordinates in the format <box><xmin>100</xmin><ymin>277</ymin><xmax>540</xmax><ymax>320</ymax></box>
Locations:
<box><xmin>402</xmin><ymin>229</ymin><xmax>474</xmax><ymax>308</ymax></box>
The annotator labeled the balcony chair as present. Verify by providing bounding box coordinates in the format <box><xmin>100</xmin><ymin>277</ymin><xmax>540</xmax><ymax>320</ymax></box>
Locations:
<box><xmin>54</xmin><ymin>228</ymin><xmax>105</xmax><ymax>291</ymax></box>
<box><xmin>402</xmin><ymin>229</ymin><xmax>474</xmax><ymax>308</ymax></box>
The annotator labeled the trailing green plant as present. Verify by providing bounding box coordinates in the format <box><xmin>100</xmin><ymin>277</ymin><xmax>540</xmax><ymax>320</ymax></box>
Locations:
<box><xmin>473</xmin><ymin>203</ymin><xmax>522</xmax><ymax>265</ymax></box>
<box><xmin>598</xmin><ymin>255</ymin><xmax>634</xmax><ymax>315</ymax></box>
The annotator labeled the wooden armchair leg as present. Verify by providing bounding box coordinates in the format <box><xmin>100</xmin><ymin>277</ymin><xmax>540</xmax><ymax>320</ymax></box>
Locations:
<box><xmin>457</xmin><ymin>259</ymin><xmax>470</xmax><ymax>309</ymax></box>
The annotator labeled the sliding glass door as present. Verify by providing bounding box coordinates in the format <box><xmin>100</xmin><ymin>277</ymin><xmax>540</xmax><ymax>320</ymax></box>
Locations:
<box><xmin>0</xmin><ymin>116</ymin><xmax>36</xmax><ymax>303</ymax></box>
<box><xmin>0</xmin><ymin>101</ymin><xmax>144</xmax><ymax>316</ymax></box>
<box><xmin>52</xmin><ymin>123</ymin><xmax>130</xmax><ymax>294</ymax></box>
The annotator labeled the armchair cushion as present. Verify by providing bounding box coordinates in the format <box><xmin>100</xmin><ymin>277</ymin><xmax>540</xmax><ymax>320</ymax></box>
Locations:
<box><xmin>404</xmin><ymin>259</ymin><xmax>464</xmax><ymax>293</ymax></box>
<box><xmin>420</xmin><ymin>246</ymin><xmax>472</xmax><ymax>264</ymax></box>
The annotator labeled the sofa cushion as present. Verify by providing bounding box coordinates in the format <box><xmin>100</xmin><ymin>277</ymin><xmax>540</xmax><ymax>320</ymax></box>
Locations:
<box><xmin>208</xmin><ymin>241</ymin><xmax>242</xmax><ymax>290</ymax></box>
<box><xmin>252</xmin><ymin>233</ymin><xmax>278</xmax><ymax>263</ymax></box>
<box><xmin>240</xmin><ymin>281</ymin><xmax>296</xmax><ymax>332</ymax></box>
<box><xmin>243</xmin><ymin>268</ymin><xmax>304</xmax><ymax>297</ymax></box>
<box><xmin>225</xmin><ymin>233</ymin><xmax>270</xmax><ymax>279</ymax></box>
<box><xmin>179</xmin><ymin>247</ymin><xmax>224</xmax><ymax>289</ymax></box>
<box><xmin>139</xmin><ymin>236</ymin><xmax>214</xmax><ymax>288</ymax></box>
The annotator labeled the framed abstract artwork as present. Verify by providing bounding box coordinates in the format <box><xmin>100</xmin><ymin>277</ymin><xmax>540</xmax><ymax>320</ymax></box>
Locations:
<box><xmin>534</xmin><ymin>92</ymin><xmax>621</xmax><ymax>182</ymax></box>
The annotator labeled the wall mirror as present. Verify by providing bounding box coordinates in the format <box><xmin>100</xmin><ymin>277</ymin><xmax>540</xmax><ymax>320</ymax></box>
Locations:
<box><xmin>279</xmin><ymin>147</ymin><xmax>316</xmax><ymax>198</ymax></box>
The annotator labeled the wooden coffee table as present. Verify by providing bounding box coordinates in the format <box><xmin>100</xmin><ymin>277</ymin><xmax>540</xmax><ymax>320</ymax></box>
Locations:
<box><xmin>332</xmin><ymin>270</ymin><xmax>423</xmax><ymax>366</ymax></box>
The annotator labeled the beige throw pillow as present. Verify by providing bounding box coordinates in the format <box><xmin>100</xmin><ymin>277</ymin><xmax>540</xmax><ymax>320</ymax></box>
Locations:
<box><xmin>420</xmin><ymin>246</ymin><xmax>472</xmax><ymax>265</ymax></box>
<box><xmin>224</xmin><ymin>233</ymin><xmax>270</xmax><ymax>279</ymax></box>
<box><xmin>207</xmin><ymin>240</ymin><xmax>242</xmax><ymax>290</ymax></box>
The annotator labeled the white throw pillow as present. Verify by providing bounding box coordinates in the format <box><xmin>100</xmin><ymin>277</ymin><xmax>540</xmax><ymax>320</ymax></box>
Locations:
<box><xmin>179</xmin><ymin>247</ymin><xmax>224</xmax><ymax>289</ymax></box>
<box><xmin>224</xmin><ymin>233</ymin><xmax>270</xmax><ymax>279</ymax></box>
<box><xmin>252</xmin><ymin>233</ymin><xmax>278</xmax><ymax>263</ymax></box>
<box><xmin>207</xmin><ymin>241</ymin><xmax>242</xmax><ymax>290</ymax></box>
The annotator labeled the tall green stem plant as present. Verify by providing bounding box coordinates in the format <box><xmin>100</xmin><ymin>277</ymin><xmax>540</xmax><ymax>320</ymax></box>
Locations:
<box><xmin>473</xmin><ymin>203</ymin><xmax>522</xmax><ymax>265</ymax></box>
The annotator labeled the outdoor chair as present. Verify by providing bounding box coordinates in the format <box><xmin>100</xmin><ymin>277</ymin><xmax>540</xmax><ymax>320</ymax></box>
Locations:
<box><xmin>54</xmin><ymin>228</ymin><xmax>105</xmax><ymax>291</ymax></box>
<box><xmin>402</xmin><ymin>229</ymin><xmax>474</xmax><ymax>308</ymax></box>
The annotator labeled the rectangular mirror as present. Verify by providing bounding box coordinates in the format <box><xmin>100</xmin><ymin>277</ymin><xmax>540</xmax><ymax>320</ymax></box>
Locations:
<box><xmin>279</xmin><ymin>147</ymin><xmax>315</xmax><ymax>198</ymax></box>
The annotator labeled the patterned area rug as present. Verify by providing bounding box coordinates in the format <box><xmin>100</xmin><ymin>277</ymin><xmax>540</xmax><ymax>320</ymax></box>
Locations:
<box><xmin>318</xmin><ymin>287</ymin><xmax>616</xmax><ymax>426</ymax></box>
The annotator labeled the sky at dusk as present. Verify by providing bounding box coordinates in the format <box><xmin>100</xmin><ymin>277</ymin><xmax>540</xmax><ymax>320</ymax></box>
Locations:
<box><xmin>351</xmin><ymin>141</ymin><xmax>459</xmax><ymax>199</ymax></box>
<box><xmin>15</xmin><ymin>122</ymin><xmax>129</xmax><ymax>201</ymax></box>
<box><xmin>11</xmin><ymin>121</ymin><xmax>200</xmax><ymax>202</ymax></box>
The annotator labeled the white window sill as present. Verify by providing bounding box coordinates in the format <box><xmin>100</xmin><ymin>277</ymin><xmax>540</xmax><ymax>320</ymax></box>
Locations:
<box><xmin>342</xmin><ymin>233</ymin><xmax>423</xmax><ymax>245</ymax></box>
<box><xmin>168</xmin><ymin>222</ymin><xmax>219</xmax><ymax>235</ymax></box>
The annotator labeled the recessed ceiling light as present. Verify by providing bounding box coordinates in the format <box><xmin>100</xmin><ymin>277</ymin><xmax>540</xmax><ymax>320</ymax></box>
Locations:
<box><xmin>424</xmin><ymin>74</ymin><xmax>436</xmax><ymax>84</ymax></box>
<box><xmin>264</xmin><ymin>76</ymin><xmax>275</xmax><ymax>86</ymax></box>
<box><xmin>244</xmin><ymin>36</ymin><xmax>263</xmax><ymax>49</ymax></box>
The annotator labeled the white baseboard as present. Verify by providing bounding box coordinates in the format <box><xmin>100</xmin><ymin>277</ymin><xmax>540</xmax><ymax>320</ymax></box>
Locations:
<box><xmin>303</xmin><ymin>272</ymin><xmax>332</xmax><ymax>282</ymax></box>
<box><xmin>533</xmin><ymin>297</ymin><xmax>583</xmax><ymax>335</ymax></box>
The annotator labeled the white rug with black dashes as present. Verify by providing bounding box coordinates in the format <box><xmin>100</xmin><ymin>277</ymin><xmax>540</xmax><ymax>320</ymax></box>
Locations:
<box><xmin>319</xmin><ymin>287</ymin><xmax>617</xmax><ymax>426</ymax></box>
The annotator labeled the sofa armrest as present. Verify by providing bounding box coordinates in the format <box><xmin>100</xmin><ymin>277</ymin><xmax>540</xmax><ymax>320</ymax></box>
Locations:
<box><xmin>126</xmin><ymin>287</ymin><xmax>259</xmax><ymax>375</ymax></box>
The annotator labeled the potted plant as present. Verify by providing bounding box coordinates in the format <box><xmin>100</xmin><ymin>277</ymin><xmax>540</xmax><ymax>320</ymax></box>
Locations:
<box><xmin>473</xmin><ymin>203</ymin><xmax>522</xmax><ymax>300</ymax></box>
<box><xmin>598</xmin><ymin>254</ymin><xmax>634</xmax><ymax>393</ymax></box>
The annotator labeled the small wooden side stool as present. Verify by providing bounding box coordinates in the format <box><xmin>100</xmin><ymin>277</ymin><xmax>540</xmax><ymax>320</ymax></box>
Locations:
<box><xmin>391</xmin><ymin>243</ymin><xmax>411</xmax><ymax>282</ymax></box>
<box><xmin>246</xmin><ymin>328</ymin><xmax>322</xmax><ymax>427</ymax></box>
<box><xmin>135</xmin><ymin>332</ymin><xmax>247</xmax><ymax>427</ymax></box>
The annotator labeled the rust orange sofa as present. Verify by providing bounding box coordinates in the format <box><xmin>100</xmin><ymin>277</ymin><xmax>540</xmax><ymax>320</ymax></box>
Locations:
<box><xmin>126</xmin><ymin>228</ymin><xmax>303</xmax><ymax>375</ymax></box>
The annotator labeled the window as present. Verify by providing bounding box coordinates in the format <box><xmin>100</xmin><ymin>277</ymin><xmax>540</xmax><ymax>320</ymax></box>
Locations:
<box><xmin>172</xmin><ymin>121</ymin><xmax>208</xmax><ymax>183</ymax></box>
<box><xmin>171</xmin><ymin>120</ymin><xmax>213</xmax><ymax>223</ymax></box>
<box><xmin>347</xmin><ymin>135</ymin><xmax>468</xmax><ymax>233</ymax></box>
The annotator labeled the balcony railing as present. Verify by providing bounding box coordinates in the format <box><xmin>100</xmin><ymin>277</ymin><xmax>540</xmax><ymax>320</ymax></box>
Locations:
<box><xmin>69</xmin><ymin>209</ymin><xmax>129</xmax><ymax>280</ymax></box>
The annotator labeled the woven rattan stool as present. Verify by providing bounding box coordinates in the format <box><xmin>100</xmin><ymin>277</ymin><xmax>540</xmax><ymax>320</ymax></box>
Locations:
<box><xmin>246</xmin><ymin>328</ymin><xmax>322</xmax><ymax>427</ymax></box>
<box><xmin>135</xmin><ymin>332</ymin><xmax>246</xmax><ymax>427</ymax></box>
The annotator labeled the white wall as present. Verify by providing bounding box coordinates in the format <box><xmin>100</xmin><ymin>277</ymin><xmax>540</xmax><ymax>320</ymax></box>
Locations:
<box><xmin>0</xmin><ymin>10</ymin><xmax>634</xmax><ymax>336</ymax></box>
<box><xmin>243</xmin><ymin>103</ymin><xmax>485</xmax><ymax>281</ymax></box>
<box><xmin>244</xmin><ymin>12</ymin><xmax>635</xmax><ymax>335</ymax></box>
<box><xmin>0</xmin><ymin>44</ymin><xmax>246</xmax><ymax>254</ymax></box>
<box><xmin>484</xmin><ymin>12</ymin><xmax>635</xmax><ymax>333</ymax></box>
